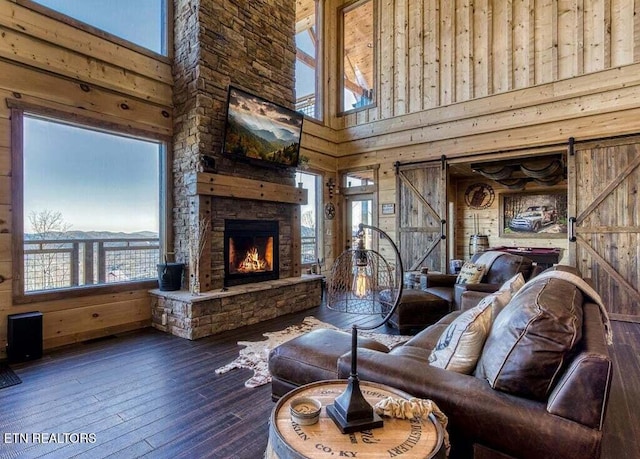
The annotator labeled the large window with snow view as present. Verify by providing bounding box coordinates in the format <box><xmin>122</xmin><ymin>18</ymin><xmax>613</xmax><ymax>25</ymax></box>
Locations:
<box><xmin>13</xmin><ymin>111</ymin><xmax>164</xmax><ymax>300</ymax></box>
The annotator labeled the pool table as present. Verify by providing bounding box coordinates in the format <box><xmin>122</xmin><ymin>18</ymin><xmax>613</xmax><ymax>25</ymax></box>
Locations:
<box><xmin>488</xmin><ymin>246</ymin><xmax>563</xmax><ymax>269</ymax></box>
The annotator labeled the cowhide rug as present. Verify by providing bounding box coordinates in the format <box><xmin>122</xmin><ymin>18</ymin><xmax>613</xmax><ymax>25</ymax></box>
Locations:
<box><xmin>214</xmin><ymin>316</ymin><xmax>410</xmax><ymax>388</ymax></box>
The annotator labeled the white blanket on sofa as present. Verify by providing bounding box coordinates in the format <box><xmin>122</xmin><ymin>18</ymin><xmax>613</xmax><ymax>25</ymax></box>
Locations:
<box><xmin>513</xmin><ymin>270</ymin><xmax>613</xmax><ymax>345</ymax></box>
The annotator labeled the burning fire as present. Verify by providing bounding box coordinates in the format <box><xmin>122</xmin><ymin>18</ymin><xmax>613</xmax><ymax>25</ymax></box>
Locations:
<box><xmin>239</xmin><ymin>247</ymin><xmax>267</xmax><ymax>272</ymax></box>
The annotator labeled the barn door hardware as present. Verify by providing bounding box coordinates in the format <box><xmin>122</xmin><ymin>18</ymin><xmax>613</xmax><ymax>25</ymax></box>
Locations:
<box><xmin>568</xmin><ymin>217</ymin><xmax>577</xmax><ymax>242</ymax></box>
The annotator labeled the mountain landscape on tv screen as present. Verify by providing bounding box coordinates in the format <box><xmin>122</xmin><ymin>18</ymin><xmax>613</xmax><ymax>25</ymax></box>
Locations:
<box><xmin>224</xmin><ymin>89</ymin><xmax>302</xmax><ymax>166</ymax></box>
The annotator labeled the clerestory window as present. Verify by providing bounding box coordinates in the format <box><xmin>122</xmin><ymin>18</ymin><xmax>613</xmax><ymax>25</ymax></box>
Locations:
<box><xmin>27</xmin><ymin>0</ymin><xmax>169</xmax><ymax>56</ymax></box>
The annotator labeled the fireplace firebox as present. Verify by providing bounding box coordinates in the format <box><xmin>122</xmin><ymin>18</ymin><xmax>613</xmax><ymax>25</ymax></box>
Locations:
<box><xmin>224</xmin><ymin>219</ymin><xmax>279</xmax><ymax>287</ymax></box>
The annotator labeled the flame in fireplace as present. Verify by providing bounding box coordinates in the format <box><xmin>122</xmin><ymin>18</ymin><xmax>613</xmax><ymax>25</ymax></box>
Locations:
<box><xmin>239</xmin><ymin>247</ymin><xmax>267</xmax><ymax>272</ymax></box>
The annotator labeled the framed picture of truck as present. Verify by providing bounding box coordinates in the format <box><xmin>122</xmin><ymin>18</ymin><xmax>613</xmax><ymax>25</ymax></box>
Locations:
<box><xmin>500</xmin><ymin>190</ymin><xmax>568</xmax><ymax>238</ymax></box>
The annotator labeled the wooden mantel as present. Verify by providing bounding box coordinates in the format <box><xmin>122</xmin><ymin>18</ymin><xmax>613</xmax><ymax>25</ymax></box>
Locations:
<box><xmin>192</xmin><ymin>172</ymin><xmax>308</xmax><ymax>205</ymax></box>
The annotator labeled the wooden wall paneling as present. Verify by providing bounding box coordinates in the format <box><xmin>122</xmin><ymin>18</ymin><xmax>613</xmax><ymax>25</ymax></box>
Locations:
<box><xmin>0</xmin><ymin>119</ymin><xmax>9</xmax><ymax>149</ymax></box>
<box><xmin>0</xmin><ymin>233</ymin><xmax>10</xmax><ymax>262</ymax></box>
<box><xmin>408</xmin><ymin>0</ymin><xmax>423</xmax><ymax>113</ymax></box>
<box><xmin>472</xmin><ymin>0</ymin><xmax>491</xmax><ymax>98</ymax></box>
<box><xmin>326</xmin><ymin>0</ymin><xmax>341</xmax><ymax>130</ymax></box>
<box><xmin>0</xmin><ymin>205</ymin><xmax>10</xmax><ymax>234</ymax></box>
<box><xmin>0</xmin><ymin>2</ymin><xmax>172</xmax><ymax>84</ymax></box>
<box><xmin>423</xmin><ymin>0</ymin><xmax>440</xmax><ymax>108</ymax></box>
<box><xmin>610</xmin><ymin>0</ymin><xmax>635</xmax><ymax>66</ymax></box>
<box><xmin>439</xmin><ymin>0</ymin><xmax>455</xmax><ymax>104</ymax></box>
<box><xmin>534</xmin><ymin>0</ymin><xmax>559</xmax><ymax>85</ymax></box>
<box><xmin>21</xmin><ymin>290</ymin><xmax>151</xmax><ymax>315</ymax></box>
<box><xmin>379</xmin><ymin>0</ymin><xmax>395</xmax><ymax>120</ymax></box>
<box><xmin>583</xmin><ymin>0</ymin><xmax>611</xmax><ymax>73</ymax></box>
<box><xmin>42</xmin><ymin>298</ymin><xmax>152</xmax><ymax>347</ymax></box>
<box><xmin>492</xmin><ymin>0</ymin><xmax>512</xmax><ymax>93</ymax></box>
<box><xmin>557</xmin><ymin>0</ymin><xmax>580</xmax><ymax>79</ymax></box>
<box><xmin>338</xmin><ymin>83</ymin><xmax>640</xmax><ymax>155</ymax></box>
<box><xmin>0</xmin><ymin>66</ymin><xmax>172</xmax><ymax>136</ymax></box>
<box><xmin>513</xmin><ymin>0</ymin><xmax>530</xmax><ymax>88</ymax></box>
<box><xmin>455</xmin><ymin>0</ymin><xmax>473</xmax><ymax>101</ymax></box>
<box><xmin>341</xmin><ymin>105</ymin><xmax>640</xmax><ymax>164</ymax></box>
<box><xmin>0</xmin><ymin>26</ymin><xmax>171</xmax><ymax>106</ymax></box>
<box><xmin>338</xmin><ymin>58</ymin><xmax>640</xmax><ymax>146</ymax></box>
<box><xmin>394</xmin><ymin>0</ymin><xmax>408</xmax><ymax>115</ymax></box>
<box><xmin>635</xmin><ymin>0</ymin><xmax>640</xmax><ymax>61</ymax></box>
<box><xmin>0</xmin><ymin>176</ymin><xmax>10</xmax><ymax>206</ymax></box>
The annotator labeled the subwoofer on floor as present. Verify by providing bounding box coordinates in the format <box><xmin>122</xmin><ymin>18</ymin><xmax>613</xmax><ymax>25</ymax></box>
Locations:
<box><xmin>7</xmin><ymin>311</ymin><xmax>43</xmax><ymax>363</ymax></box>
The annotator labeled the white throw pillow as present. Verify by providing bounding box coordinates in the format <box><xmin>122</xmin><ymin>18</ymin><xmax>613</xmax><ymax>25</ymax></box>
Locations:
<box><xmin>455</xmin><ymin>262</ymin><xmax>485</xmax><ymax>285</ymax></box>
<box><xmin>499</xmin><ymin>272</ymin><xmax>526</xmax><ymax>295</ymax></box>
<box><xmin>428</xmin><ymin>292</ymin><xmax>500</xmax><ymax>374</ymax></box>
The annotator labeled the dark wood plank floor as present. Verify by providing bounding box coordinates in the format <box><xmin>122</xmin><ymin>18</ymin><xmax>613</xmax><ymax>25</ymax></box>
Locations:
<box><xmin>0</xmin><ymin>308</ymin><xmax>637</xmax><ymax>459</ymax></box>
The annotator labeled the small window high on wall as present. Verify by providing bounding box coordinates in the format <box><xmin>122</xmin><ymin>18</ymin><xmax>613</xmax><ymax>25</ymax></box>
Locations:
<box><xmin>30</xmin><ymin>0</ymin><xmax>168</xmax><ymax>55</ymax></box>
<box><xmin>13</xmin><ymin>112</ymin><xmax>164</xmax><ymax>301</ymax></box>
<box><xmin>295</xmin><ymin>0</ymin><xmax>322</xmax><ymax>120</ymax></box>
<box><xmin>340</xmin><ymin>0</ymin><xmax>376</xmax><ymax>113</ymax></box>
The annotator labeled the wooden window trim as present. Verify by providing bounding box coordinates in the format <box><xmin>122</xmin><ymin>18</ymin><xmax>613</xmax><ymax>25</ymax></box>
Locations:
<box><xmin>10</xmin><ymin>105</ymin><xmax>169</xmax><ymax>305</ymax></box>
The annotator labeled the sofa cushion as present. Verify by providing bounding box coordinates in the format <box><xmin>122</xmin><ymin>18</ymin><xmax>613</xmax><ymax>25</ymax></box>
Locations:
<box><xmin>499</xmin><ymin>272</ymin><xmax>526</xmax><ymax>295</ymax></box>
<box><xmin>475</xmin><ymin>276</ymin><xmax>584</xmax><ymax>401</ymax></box>
<box><xmin>428</xmin><ymin>292</ymin><xmax>501</xmax><ymax>374</ymax></box>
<box><xmin>456</xmin><ymin>262</ymin><xmax>485</xmax><ymax>285</ymax></box>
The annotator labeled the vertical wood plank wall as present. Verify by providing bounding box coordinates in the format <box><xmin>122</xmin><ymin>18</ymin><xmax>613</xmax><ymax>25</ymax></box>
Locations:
<box><xmin>0</xmin><ymin>2</ymin><xmax>172</xmax><ymax>355</ymax></box>
<box><xmin>341</xmin><ymin>0</ymin><xmax>640</xmax><ymax>126</ymax></box>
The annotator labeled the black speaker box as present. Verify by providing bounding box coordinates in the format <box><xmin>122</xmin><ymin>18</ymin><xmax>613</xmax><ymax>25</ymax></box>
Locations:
<box><xmin>7</xmin><ymin>311</ymin><xmax>43</xmax><ymax>363</ymax></box>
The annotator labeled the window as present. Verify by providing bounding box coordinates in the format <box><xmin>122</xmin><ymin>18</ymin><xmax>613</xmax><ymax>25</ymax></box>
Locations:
<box><xmin>30</xmin><ymin>0</ymin><xmax>168</xmax><ymax>55</ymax></box>
<box><xmin>295</xmin><ymin>0</ymin><xmax>322</xmax><ymax>120</ymax></box>
<box><xmin>344</xmin><ymin>169</ymin><xmax>376</xmax><ymax>188</ymax></box>
<box><xmin>15</xmin><ymin>112</ymin><xmax>163</xmax><ymax>298</ymax></box>
<box><xmin>296</xmin><ymin>171</ymin><xmax>322</xmax><ymax>266</ymax></box>
<box><xmin>340</xmin><ymin>0</ymin><xmax>376</xmax><ymax>113</ymax></box>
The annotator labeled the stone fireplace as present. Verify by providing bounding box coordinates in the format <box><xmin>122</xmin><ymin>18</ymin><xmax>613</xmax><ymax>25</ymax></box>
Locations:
<box><xmin>152</xmin><ymin>0</ymin><xmax>322</xmax><ymax>340</ymax></box>
<box><xmin>224</xmin><ymin>219</ymin><xmax>279</xmax><ymax>286</ymax></box>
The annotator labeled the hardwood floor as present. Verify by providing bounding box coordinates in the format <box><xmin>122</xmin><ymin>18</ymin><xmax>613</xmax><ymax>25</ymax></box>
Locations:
<box><xmin>0</xmin><ymin>308</ymin><xmax>638</xmax><ymax>459</ymax></box>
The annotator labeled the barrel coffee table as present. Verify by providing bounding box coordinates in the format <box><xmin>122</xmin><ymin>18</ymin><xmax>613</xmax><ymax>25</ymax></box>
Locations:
<box><xmin>267</xmin><ymin>380</ymin><xmax>445</xmax><ymax>459</ymax></box>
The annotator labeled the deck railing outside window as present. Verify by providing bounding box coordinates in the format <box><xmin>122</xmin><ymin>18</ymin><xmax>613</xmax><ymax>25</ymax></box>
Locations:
<box><xmin>296</xmin><ymin>94</ymin><xmax>316</xmax><ymax>118</ymax></box>
<box><xmin>301</xmin><ymin>235</ymin><xmax>318</xmax><ymax>265</ymax></box>
<box><xmin>24</xmin><ymin>237</ymin><xmax>159</xmax><ymax>292</ymax></box>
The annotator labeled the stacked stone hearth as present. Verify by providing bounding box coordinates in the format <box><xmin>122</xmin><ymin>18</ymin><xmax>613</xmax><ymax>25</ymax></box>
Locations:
<box><xmin>151</xmin><ymin>0</ymin><xmax>321</xmax><ymax>340</ymax></box>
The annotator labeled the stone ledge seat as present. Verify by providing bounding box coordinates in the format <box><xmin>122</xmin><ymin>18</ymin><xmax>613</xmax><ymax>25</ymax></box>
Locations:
<box><xmin>269</xmin><ymin>328</ymin><xmax>389</xmax><ymax>400</ymax></box>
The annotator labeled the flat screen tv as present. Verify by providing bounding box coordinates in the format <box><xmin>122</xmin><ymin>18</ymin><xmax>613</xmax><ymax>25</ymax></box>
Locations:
<box><xmin>222</xmin><ymin>86</ymin><xmax>304</xmax><ymax>168</ymax></box>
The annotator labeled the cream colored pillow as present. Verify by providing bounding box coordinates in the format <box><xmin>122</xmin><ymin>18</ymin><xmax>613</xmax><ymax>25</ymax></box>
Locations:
<box><xmin>455</xmin><ymin>262</ymin><xmax>485</xmax><ymax>285</ymax></box>
<box><xmin>499</xmin><ymin>272</ymin><xmax>526</xmax><ymax>295</ymax></box>
<box><xmin>428</xmin><ymin>293</ymin><xmax>498</xmax><ymax>374</ymax></box>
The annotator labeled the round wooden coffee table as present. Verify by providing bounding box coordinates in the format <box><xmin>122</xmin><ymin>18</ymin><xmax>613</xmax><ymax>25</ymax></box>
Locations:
<box><xmin>267</xmin><ymin>380</ymin><xmax>445</xmax><ymax>459</ymax></box>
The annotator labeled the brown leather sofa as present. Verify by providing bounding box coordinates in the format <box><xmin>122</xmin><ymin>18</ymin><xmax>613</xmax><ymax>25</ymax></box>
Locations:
<box><xmin>335</xmin><ymin>266</ymin><xmax>612</xmax><ymax>459</ymax></box>
<box><xmin>423</xmin><ymin>251</ymin><xmax>535</xmax><ymax>309</ymax></box>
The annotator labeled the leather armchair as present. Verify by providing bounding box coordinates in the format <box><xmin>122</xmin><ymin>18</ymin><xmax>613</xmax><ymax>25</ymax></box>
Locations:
<box><xmin>423</xmin><ymin>251</ymin><xmax>534</xmax><ymax>309</ymax></box>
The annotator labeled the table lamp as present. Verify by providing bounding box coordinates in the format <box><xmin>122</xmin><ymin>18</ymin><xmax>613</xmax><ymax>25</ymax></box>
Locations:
<box><xmin>325</xmin><ymin>223</ymin><xmax>404</xmax><ymax>433</ymax></box>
